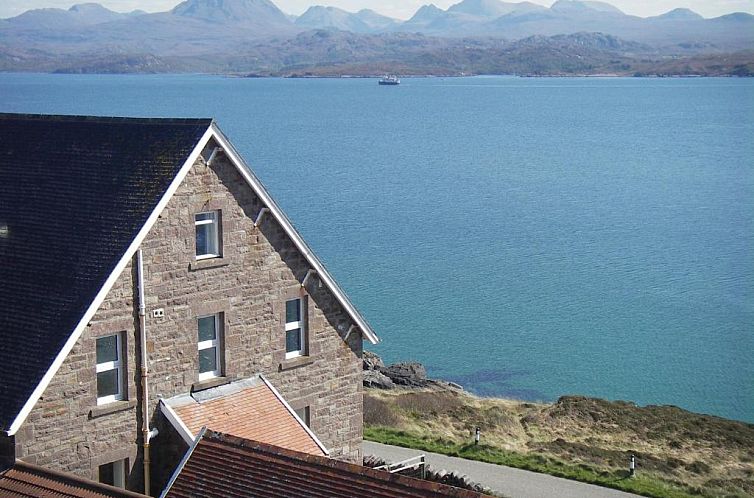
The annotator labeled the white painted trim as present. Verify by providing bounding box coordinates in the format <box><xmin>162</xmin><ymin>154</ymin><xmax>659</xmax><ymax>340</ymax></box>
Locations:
<box><xmin>210</xmin><ymin>124</ymin><xmax>379</xmax><ymax>345</ymax></box>
<box><xmin>194</xmin><ymin>210</ymin><xmax>220</xmax><ymax>259</ymax></box>
<box><xmin>259</xmin><ymin>374</ymin><xmax>330</xmax><ymax>456</ymax></box>
<box><xmin>284</xmin><ymin>297</ymin><xmax>305</xmax><ymax>359</ymax></box>
<box><xmin>159</xmin><ymin>400</ymin><xmax>196</xmax><ymax>446</ymax></box>
<box><xmin>95</xmin><ymin>333</ymin><xmax>124</xmax><ymax>405</ymax></box>
<box><xmin>197</xmin><ymin>314</ymin><xmax>222</xmax><ymax>380</ymax></box>
<box><xmin>159</xmin><ymin>426</ymin><xmax>207</xmax><ymax>498</ymax></box>
<box><xmin>6</xmin><ymin>126</ymin><xmax>215</xmax><ymax>436</ymax></box>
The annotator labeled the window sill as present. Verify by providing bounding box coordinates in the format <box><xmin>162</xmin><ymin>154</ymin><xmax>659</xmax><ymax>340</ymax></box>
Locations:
<box><xmin>279</xmin><ymin>355</ymin><xmax>314</xmax><ymax>372</ymax></box>
<box><xmin>191</xmin><ymin>376</ymin><xmax>232</xmax><ymax>393</ymax></box>
<box><xmin>189</xmin><ymin>257</ymin><xmax>229</xmax><ymax>271</ymax></box>
<box><xmin>89</xmin><ymin>400</ymin><xmax>136</xmax><ymax>419</ymax></box>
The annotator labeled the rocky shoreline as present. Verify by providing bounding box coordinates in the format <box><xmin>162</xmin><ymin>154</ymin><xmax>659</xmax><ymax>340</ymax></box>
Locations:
<box><xmin>362</xmin><ymin>351</ymin><xmax>464</xmax><ymax>391</ymax></box>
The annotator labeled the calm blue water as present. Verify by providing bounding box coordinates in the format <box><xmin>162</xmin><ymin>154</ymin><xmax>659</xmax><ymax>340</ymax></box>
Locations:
<box><xmin>2</xmin><ymin>74</ymin><xmax>752</xmax><ymax>423</ymax></box>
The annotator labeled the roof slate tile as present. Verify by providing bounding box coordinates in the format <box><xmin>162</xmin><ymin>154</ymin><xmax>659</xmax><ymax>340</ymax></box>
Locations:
<box><xmin>0</xmin><ymin>461</ymin><xmax>148</xmax><ymax>498</ymax></box>
<box><xmin>164</xmin><ymin>430</ymin><xmax>495</xmax><ymax>498</ymax></box>
<box><xmin>0</xmin><ymin>113</ymin><xmax>212</xmax><ymax>432</ymax></box>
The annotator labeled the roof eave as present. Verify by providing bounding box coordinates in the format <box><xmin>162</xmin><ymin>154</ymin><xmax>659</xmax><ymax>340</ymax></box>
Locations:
<box><xmin>209</xmin><ymin>123</ymin><xmax>380</xmax><ymax>345</ymax></box>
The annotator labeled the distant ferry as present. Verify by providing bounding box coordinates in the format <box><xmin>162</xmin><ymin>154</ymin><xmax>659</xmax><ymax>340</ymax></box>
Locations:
<box><xmin>378</xmin><ymin>75</ymin><xmax>400</xmax><ymax>85</ymax></box>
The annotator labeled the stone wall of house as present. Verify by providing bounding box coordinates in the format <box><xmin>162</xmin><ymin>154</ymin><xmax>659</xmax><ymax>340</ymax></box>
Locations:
<box><xmin>13</xmin><ymin>151</ymin><xmax>365</xmax><ymax>494</ymax></box>
<box><xmin>12</xmin><ymin>259</ymin><xmax>142</xmax><ymax>487</ymax></box>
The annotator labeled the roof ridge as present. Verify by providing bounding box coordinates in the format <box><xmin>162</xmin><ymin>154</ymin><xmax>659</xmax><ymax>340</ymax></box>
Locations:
<box><xmin>0</xmin><ymin>112</ymin><xmax>214</xmax><ymax>126</ymax></box>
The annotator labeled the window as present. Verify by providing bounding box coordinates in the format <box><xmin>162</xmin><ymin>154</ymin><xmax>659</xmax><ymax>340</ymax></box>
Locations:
<box><xmin>285</xmin><ymin>298</ymin><xmax>306</xmax><ymax>359</ymax></box>
<box><xmin>96</xmin><ymin>334</ymin><xmax>123</xmax><ymax>405</ymax></box>
<box><xmin>99</xmin><ymin>459</ymin><xmax>127</xmax><ymax>488</ymax></box>
<box><xmin>195</xmin><ymin>211</ymin><xmax>220</xmax><ymax>259</ymax></box>
<box><xmin>198</xmin><ymin>314</ymin><xmax>222</xmax><ymax>381</ymax></box>
<box><xmin>295</xmin><ymin>406</ymin><xmax>310</xmax><ymax>427</ymax></box>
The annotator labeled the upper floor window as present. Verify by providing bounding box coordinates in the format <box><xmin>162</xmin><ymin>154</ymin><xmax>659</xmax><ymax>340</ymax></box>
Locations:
<box><xmin>198</xmin><ymin>314</ymin><xmax>223</xmax><ymax>381</ymax></box>
<box><xmin>195</xmin><ymin>211</ymin><xmax>220</xmax><ymax>259</ymax></box>
<box><xmin>96</xmin><ymin>334</ymin><xmax>123</xmax><ymax>405</ymax></box>
<box><xmin>285</xmin><ymin>298</ymin><xmax>306</xmax><ymax>359</ymax></box>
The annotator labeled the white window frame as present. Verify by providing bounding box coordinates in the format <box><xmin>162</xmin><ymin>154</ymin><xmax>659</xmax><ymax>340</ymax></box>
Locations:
<box><xmin>96</xmin><ymin>333</ymin><xmax>123</xmax><ymax>406</ymax></box>
<box><xmin>195</xmin><ymin>211</ymin><xmax>220</xmax><ymax>260</ymax></box>
<box><xmin>198</xmin><ymin>314</ymin><xmax>222</xmax><ymax>381</ymax></box>
<box><xmin>285</xmin><ymin>298</ymin><xmax>306</xmax><ymax>359</ymax></box>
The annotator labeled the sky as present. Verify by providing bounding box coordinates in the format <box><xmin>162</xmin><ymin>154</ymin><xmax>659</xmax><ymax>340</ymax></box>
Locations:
<box><xmin>1</xmin><ymin>0</ymin><xmax>753</xmax><ymax>20</ymax></box>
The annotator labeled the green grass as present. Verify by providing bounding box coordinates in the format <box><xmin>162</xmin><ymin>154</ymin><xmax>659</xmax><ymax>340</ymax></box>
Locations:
<box><xmin>364</xmin><ymin>426</ymin><xmax>715</xmax><ymax>498</ymax></box>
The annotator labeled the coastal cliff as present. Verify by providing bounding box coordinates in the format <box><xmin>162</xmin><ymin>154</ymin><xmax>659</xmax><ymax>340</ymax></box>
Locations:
<box><xmin>363</xmin><ymin>352</ymin><xmax>754</xmax><ymax>498</ymax></box>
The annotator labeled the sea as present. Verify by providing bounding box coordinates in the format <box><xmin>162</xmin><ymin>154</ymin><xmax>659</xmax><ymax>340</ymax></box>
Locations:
<box><xmin>1</xmin><ymin>73</ymin><xmax>752</xmax><ymax>423</ymax></box>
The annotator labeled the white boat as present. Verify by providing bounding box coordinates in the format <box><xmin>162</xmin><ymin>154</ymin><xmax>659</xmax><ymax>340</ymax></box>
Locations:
<box><xmin>378</xmin><ymin>75</ymin><xmax>400</xmax><ymax>85</ymax></box>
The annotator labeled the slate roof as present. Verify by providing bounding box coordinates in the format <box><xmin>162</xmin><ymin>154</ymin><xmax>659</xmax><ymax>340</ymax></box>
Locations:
<box><xmin>161</xmin><ymin>376</ymin><xmax>326</xmax><ymax>455</ymax></box>
<box><xmin>162</xmin><ymin>430</ymin><xmax>494</xmax><ymax>498</ymax></box>
<box><xmin>0</xmin><ymin>461</ymin><xmax>148</xmax><ymax>498</ymax></box>
<box><xmin>0</xmin><ymin>113</ymin><xmax>212</xmax><ymax>432</ymax></box>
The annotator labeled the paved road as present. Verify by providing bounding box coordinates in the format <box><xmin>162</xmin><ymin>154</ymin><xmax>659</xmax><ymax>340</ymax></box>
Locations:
<box><xmin>363</xmin><ymin>441</ymin><xmax>642</xmax><ymax>498</ymax></box>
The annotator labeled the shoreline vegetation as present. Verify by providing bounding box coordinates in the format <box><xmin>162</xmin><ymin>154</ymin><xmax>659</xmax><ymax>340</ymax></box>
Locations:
<box><xmin>244</xmin><ymin>72</ymin><xmax>750</xmax><ymax>79</ymax></box>
<box><xmin>362</xmin><ymin>353</ymin><xmax>754</xmax><ymax>498</ymax></box>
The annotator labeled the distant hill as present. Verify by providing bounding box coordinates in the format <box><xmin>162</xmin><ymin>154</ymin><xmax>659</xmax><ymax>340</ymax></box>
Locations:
<box><xmin>355</xmin><ymin>9</ymin><xmax>400</xmax><ymax>31</ymax></box>
<box><xmin>0</xmin><ymin>0</ymin><xmax>752</xmax><ymax>75</ymax></box>
<box><xmin>2</xmin><ymin>3</ymin><xmax>135</xmax><ymax>30</ymax></box>
<box><xmin>550</xmin><ymin>0</ymin><xmax>624</xmax><ymax>15</ymax></box>
<box><xmin>446</xmin><ymin>0</ymin><xmax>545</xmax><ymax>18</ymax></box>
<box><xmin>171</xmin><ymin>0</ymin><xmax>290</xmax><ymax>25</ymax></box>
<box><xmin>393</xmin><ymin>0</ymin><xmax>754</xmax><ymax>50</ymax></box>
<box><xmin>295</xmin><ymin>6</ymin><xmax>398</xmax><ymax>33</ymax></box>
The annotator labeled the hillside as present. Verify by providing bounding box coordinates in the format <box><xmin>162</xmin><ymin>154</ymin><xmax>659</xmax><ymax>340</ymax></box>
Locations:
<box><xmin>0</xmin><ymin>0</ymin><xmax>753</xmax><ymax>74</ymax></box>
<box><xmin>2</xmin><ymin>28</ymin><xmax>752</xmax><ymax>76</ymax></box>
<box><xmin>365</xmin><ymin>387</ymin><xmax>754</xmax><ymax>498</ymax></box>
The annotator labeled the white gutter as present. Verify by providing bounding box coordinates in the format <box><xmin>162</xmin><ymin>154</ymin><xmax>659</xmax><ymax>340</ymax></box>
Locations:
<box><xmin>136</xmin><ymin>249</ymin><xmax>152</xmax><ymax>495</ymax></box>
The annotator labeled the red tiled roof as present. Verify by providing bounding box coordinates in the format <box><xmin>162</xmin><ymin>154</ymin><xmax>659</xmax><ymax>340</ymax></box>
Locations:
<box><xmin>163</xmin><ymin>430</ymin><xmax>494</xmax><ymax>498</ymax></box>
<box><xmin>165</xmin><ymin>377</ymin><xmax>325</xmax><ymax>456</ymax></box>
<box><xmin>0</xmin><ymin>461</ymin><xmax>148</xmax><ymax>498</ymax></box>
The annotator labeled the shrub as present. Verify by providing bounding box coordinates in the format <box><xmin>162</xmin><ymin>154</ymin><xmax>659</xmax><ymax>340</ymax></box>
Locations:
<box><xmin>393</xmin><ymin>391</ymin><xmax>463</xmax><ymax>416</ymax></box>
<box><xmin>364</xmin><ymin>395</ymin><xmax>400</xmax><ymax>426</ymax></box>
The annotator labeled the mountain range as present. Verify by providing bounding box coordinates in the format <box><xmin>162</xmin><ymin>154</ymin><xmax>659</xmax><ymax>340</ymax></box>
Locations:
<box><xmin>0</xmin><ymin>0</ymin><xmax>752</xmax><ymax>75</ymax></box>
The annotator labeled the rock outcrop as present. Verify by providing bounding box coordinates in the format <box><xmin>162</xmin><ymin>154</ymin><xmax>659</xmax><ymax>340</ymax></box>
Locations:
<box><xmin>380</xmin><ymin>362</ymin><xmax>428</xmax><ymax>387</ymax></box>
<box><xmin>363</xmin><ymin>352</ymin><xmax>455</xmax><ymax>390</ymax></box>
<box><xmin>363</xmin><ymin>369</ymin><xmax>395</xmax><ymax>389</ymax></box>
<box><xmin>363</xmin><ymin>350</ymin><xmax>385</xmax><ymax>371</ymax></box>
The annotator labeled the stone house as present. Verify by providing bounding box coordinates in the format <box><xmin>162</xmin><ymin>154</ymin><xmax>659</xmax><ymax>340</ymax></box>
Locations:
<box><xmin>0</xmin><ymin>113</ymin><xmax>379</xmax><ymax>495</ymax></box>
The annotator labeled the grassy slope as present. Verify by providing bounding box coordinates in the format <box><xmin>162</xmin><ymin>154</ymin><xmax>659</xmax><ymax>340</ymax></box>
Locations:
<box><xmin>364</xmin><ymin>388</ymin><xmax>754</xmax><ymax>498</ymax></box>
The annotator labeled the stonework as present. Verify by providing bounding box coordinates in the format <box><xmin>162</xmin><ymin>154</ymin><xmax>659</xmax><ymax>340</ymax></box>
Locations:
<box><xmin>12</xmin><ymin>152</ymin><xmax>365</xmax><ymax>494</ymax></box>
